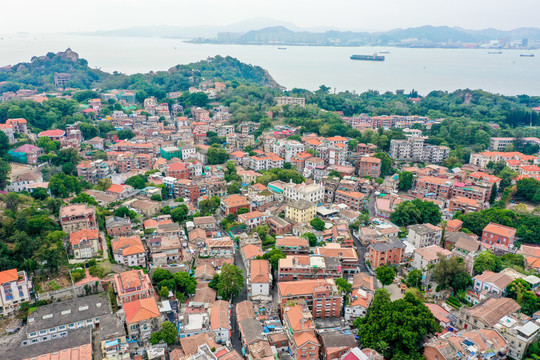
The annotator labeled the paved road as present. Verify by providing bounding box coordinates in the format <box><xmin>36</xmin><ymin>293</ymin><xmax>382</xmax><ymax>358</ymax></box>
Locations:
<box><xmin>230</xmin><ymin>246</ymin><xmax>248</xmax><ymax>354</ymax></box>
<box><xmin>352</xmin><ymin>231</ymin><xmax>369</xmax><ymax>274</ymax></box>
<box><xmin>367</xmin><ymin>191</ymin><xmax>376</xmax><ymax>218</ymax></box>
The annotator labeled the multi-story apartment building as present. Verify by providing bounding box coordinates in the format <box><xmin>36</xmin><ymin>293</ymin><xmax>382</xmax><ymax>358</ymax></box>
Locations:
<box><xmin>276</xmin><ymin>237</ymin><xmax>310</xmax><ymax>255</ymax></box>
<box><xmin>407</xmin><ymin>223</ymin><xmax>442</xmax><ymax>248</ymax></box>
<box><xmin>59</xmin><ymin>204</ymin><xmax>97</xmax><ymax>234</ymax></box>
<box><xmin>111</xmin><ymin>236</ymin><xmax>146</xmax><ymax>267</ymax></box>
<box><xmin>334</xmin><ymin>190</ymin><xmax>366</xmax><ymax>212</ymax></box>
<box><xmin>237</xmin><ymin>211</ymin><xmax>269</xmax><ymax>231</ymax></box>
<box><xmin>283</xmin><ymin>181</ymin><xmax>324</xmax><ymax>204</ymax></box>
<box><xmin>389</xmin><ymin>137</ymin><xmax>450</xmax><ymax>163</ymax></box>
<box><xmin>113</xmin><ymin>270</ymin><xmax>156</xmax><ymax>306</ymax></box>
<box><xmin>278</xmin><ymin>279</ymin><xmax>342</xmax><ymax>319</ymax></box>
<box><xmin>278</xmin><ymin>255</ymin><xmax>342</xmax><ymax>281</ymax></box>
<box><xmin>77</xmin><ymin>160</ymin><xmax>112</xmax><ymax>184</ymax></box>
<box><xmin>124</xmin><ymin>297</ymin><xmax>161</xmax><ymax>341</ymax></box>
<box><xmin>358</xmin><ymin>156</ymin><xmax>382</xmax><ymax>178</ymax></box>
<box><xmin>414</xmin><ymin>176</ymin><xmax>453</xmax><ymax>199</ymax></box>
<box><xmin>69</xmin><ymin>228</ymin><xmax>101</xmax><ymax>259</ymax></box>
<box><xmin>0</xmin><ymin>269</ymin><xmax>32</xmax><ymax>316</ymax></box>
<box><xmin>275</xmin><ymin>96</ymin><xmax>306</xmax><ymax>107</ymax></box>
<box><xmin>481</xmin><ymin>222</ymin><xmax>517</xmax><ymax>247</ymax></box>
<box><xmin>368</xmin><ymin>239</ymin><xmax>406</xmax><ymax>268</ymax></box>
<box><xmin>23</xmin><ymin>294</ymin><xmax>111</xmax><ymax>345</ymax></box>
<box><xmin>285</xmin><ymin>200</ymin><xmax>317</xmax><ymax>224</ymax></box>
<box><xmin>314</xmin><ymin>243</ymin><xmax>360</xmax><ymax>275</ymax></box>
<box><xmin>273</xmin><ymin>140</ymin><xmax>305</xmax><ymax>162</ymax></box>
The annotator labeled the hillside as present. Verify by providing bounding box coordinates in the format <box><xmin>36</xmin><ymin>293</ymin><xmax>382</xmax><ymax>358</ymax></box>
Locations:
<box><xmin>0</xmin><ymin>51</ymin><xmax>281</xmax><ymax>93</ymax></box>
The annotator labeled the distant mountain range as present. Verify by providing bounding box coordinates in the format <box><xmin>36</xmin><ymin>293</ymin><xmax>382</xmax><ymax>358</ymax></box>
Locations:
<box><xmin>77</xmin><ymin>19</ymin><xmax>540</xmax><ymax>47</ymax></box>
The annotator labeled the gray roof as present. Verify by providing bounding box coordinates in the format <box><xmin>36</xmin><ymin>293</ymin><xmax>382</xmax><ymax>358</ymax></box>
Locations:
<box><xmin>106</xmin><ymin>216</ymin><xmax>131</xmax><ymax>227</ymax></box>
<box><xmin>407</xmin><ymin>223</ymin><xmax>439</xmax><ymax>235</ymax></box>
<box><xmin>287</xmin><ymin>199</ymin><xmax>315</xmax><ymax>210</ymax></box>
<box><xmin>319</xmin><ymin>330</ymin><xmax>357</xmax><ymax>349</ymax></box>
<box><xmin>8</xmin><ymin>327</ymin><xmax>92</xmax><ymax>360</ymax></box>
<box><xmin>99</xmin><ymin>314</ymin><xmax>126</xmax><ymax>340</ymax></box>
<box><xmin>240</xmin><ymin>318</ymin><xmax>264</xmax><ymax>345</ymax></box>
<box><xmin>369</xmin><ymin>238</ymin><xmax>406</xmax><ymax>252</ymax></box>
<box><xmin>27</xmin><ymin>293</ymin><xmax>111</xmax><ymax>333</ymax></box>
<box><xmin>267</xmin><ymin>215</ymin><xmax>292</xmax><ymax>227</ymax></box>
<box><xmin>445</xmin><ymin>232</ymin><xmax>478</xmax><ymax>245</ymax></box>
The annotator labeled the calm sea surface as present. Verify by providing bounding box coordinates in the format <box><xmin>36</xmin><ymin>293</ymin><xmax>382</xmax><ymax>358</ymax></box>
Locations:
<box><xmin>1</xmin><ymin>33</ymin><xmax>539</xmax><ymax>96</ymax></box>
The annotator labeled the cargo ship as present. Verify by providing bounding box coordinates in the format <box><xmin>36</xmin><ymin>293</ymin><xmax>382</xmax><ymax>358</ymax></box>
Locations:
<box><xmin>350</xmin><ymin>53</ymin><xmax>385</xmax><ymax>61</ymax></box>
<box><xmin>520</xmin><ymin>54</ymin><xmax>535</xmax><ymax>57</ymax></box>
<box><xmin>488</xmin><ymin>51</ymin><xmax>502</xmax><ymax>54</ymax></box>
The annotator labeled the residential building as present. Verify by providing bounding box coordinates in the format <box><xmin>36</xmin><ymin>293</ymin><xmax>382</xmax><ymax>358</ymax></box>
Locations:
<box><xmin>113</xmin><ymin>270</ymin><xmax>156</xmax><ymax>306</ymax></box>
<box><xmin>368</xmin><ymin>239</ymin><xmax>406</xmax><ymax>268</ymax></box>
<box><xmin>123</xmin><ymin>297</ymin><xmax>161</xmax><ymax>341</ymax></box>
<box><xmin>111</xmin><ymin>236</ymin><xmax>146</xmax><ymax>267</ymax></box>
<box><xmin>454</xmin><ymin>297</ymin><xmax>521</xmax><ymax>331</ymax></box>
<box><xmin>278</xmin><ymin>279</ymin><xmax>342</xmax><ymax>319</ymax></box>
<box><xmin>267</xmin><ymin>215</ymin><xmax>294</xmax><ymax>235</ymax></box>
<box><xmin>283</xmin><ymin>181</ymin><xmax>325</xmax><ymax>204</ymax></box>
<box><xmin>237</xmin><ymin>211</ymin><xmax>268</xmax><ymax>231</ymax></box>
<box><xmin>285</xmin><ymin>200</ymin><xmax>317</xmax><ymax>224</ymax></box>
<box><xmin>414</xmin><ymin>176</ymin><xmax>453</xmax><ymax>199</ymax></box>
<box><xmin>472</xmin><ymin>270</ymin><xmax>513</xmax><ymax>297</ymax></box>
<box><xmin>0</xmin><ymin>269</ymin><xmax>32</xmax><ymax>316</ymax></box>
<box><xmin>106</xmin><ymin>216</ymin><xmax>132</xmax><ymax>237</ymax></box>
<box><xmin>358</xmin><ymin>156</ymin><xmax>381</xmax><ymax>178</ymax></box>
<box><xmin>448</xmin><ymin>196</ymin><xmax>483</xmax><ymax>213</ymax></box>
<box><xmin>275</xmin><ymin>96</ymin><xmax>306</xmax><ymax>107</ymax></box>
<box><xmin>69</xmin><ymin>228</ymin><xmax>101</xmax><ymax>259</ymax></box>
<box><xmin>318</xmin><ymin>330</ymin><xmax>357</xmax><ymax>360</ymax></box>
<box><xmin>481</xmin><ymin>222</ymin><xmax>517</xmax><ymax>247</ymax></box>
<box><xmin>248</xmin><ymin>259</ymin><xmax>272</xmax><ymax>300</ymax></box>
<box><xmin>344</xmin><ymin>288</ymin><xmax>373</xmax><ymax>322</ymax></box>
<box><xmin>193</xmin><ymin>216</ymin><xmax>217</xmax><ymax>231</ymax></box>
<box><xmin>334</xmin><ymin>190</ymin><xmax>366</xmax><ymax>212</ymax></box>
<box><xmin>278</xmin><ymin>255</ymin><xmax>342</xmax><ymax>281</ymax></box>
<box><xmin>59</xmin><ymin>204</ymin><xmax>97</xmax><ymax>234</ymax></box>
<box><xmin>9</xmin><ymin>144</ymin><xmax>44</xmax><ymax>164</ymax></box>
<box><xmin>424</xmin><ymin>329</ymin><xmax>508</xmax><ymax>360</ymax></box>
<box><xmin>315</xmin><ymin>243</ymin><xmax>360</xmax><ymax>275</ymax></box>
<box><xmin>276</xmin><ymin>236</ymin><xmax>310</xmax><ymax>254</ymax></box>
<box><xmin>413</xmin><ymin>245</ymin><xmax>452</xmax><ymax>269</ymax></box>
<box><xmin>407</xmin><ymin>223</ymin><xmax>442</xmax><ymax>248</ymax></box>
<box><xmin>389</xmin><ymin>137</ymin><xmax>450</xmax><ymax>163</ymax></box>
<box><xmin>220</xmin><ymin>194</ymin><xmax>251</xmax><ymax>215</ymax></box>
<box><xmin>23</xmin><ymin>294</ymin><xmax>111</xmax><ymax>345</ymax></box>
<box><xmin>210</xmin><ymin>300</ymin><xmax>231</xmax><ymax>343</ymax></box>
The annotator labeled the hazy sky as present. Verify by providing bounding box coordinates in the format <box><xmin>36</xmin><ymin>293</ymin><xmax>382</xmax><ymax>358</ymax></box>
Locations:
<box><xmin>2</xmin><ymin>0</ymin><xmax>539</xmax><ymax>33</ymax></box>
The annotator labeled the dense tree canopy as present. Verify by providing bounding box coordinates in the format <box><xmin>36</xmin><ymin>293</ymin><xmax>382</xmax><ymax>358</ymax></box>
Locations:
<box><xmin>390</xmin><ymin>199</ymin><xmax>442</xmax><ymax>227</ymax></box>
<box><xmin>354</xmin><ymin>289</ymin><xmax>441</xmax><ymax>360</ymax></box>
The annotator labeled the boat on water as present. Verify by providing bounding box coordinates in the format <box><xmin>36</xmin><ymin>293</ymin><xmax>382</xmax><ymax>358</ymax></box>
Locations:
<box><xmin>277</xmin><ymin>47</ymin><xmax>287</xmax><ymax>50</ymax></box>
<box><xmin>520</xmin><ymin>54</ymin><xmax>535</xmax><ymax>57</ymax></box>
<box><xmin>379</xmin><ymin>51</ymin><xmax>390</xmax><ymax>54</ymax></box>
<box><xmin>350</xmin><ymin>53</ymin><xmax>385</xmax><ymax>61</ymax></box>
<box><xmin>488</xmin><ymin>51</ymin><xmax>502</xmax><ymax>54</ymax></box>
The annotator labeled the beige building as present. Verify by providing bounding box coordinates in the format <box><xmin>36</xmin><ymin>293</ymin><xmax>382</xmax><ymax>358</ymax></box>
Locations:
<box><xmin>285</xmin><ymin>200</ymin><xmax>317</xmax><ymax>224</ymax></box>
<box><xmin>59</xmin><ymin>204</ymin><xmax>97</xmax><ymax>234</ymax></box>
<box><xmin>275</xmin><ymin>96</ymin><xmax>306</xmax><ymax>107</ymax></box>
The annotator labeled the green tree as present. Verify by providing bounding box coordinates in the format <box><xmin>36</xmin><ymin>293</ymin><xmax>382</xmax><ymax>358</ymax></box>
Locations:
<box><xmin>31</xmin><ymin>187</ymin><xmax>49</xmax><ymax>200</ymax></box>
<box><xmin>159</xmin><ymin>321</ymin><xmax>178</xmax><ymax>345</ymax></box>
<box><xmin>328</xmin><ymin>170</ymin><xmax>343</xmax><ymax>179</ymax></box>
<box><xmin>70</xmin><ymin>193</ymin><xmax>98</xmax><ymax>206</ymax></box>
<box><xmin>390</xmin><ymin>199</ymin><xmax>441</xmax><ymax>227</ymax></box>
<box><xmin>48</xmin><ymin>173</ymin><xmax>82</xmax><ymax>197</ymax></box>
<box><xmin>335</xmin><ymin>278</ymin><xmax>352</xmax><ymax>294</ymax></box>
<box><xmin>152</xmin><ymin>268</ymin><xmax>173</xmax><ymax>284</ymax></box>
<box><xmin>171</xmin><ymin>204</ymin><xmax>189</xmax><ymax>223</ymax></box>
<box><xmin>354</xmin><ymin>289</ymin><xmax>441</xmax><ymax>360</ymax></box>
<box><xmin>125</xmin><ymin>175</ymin><xmax>147</xmax><ymax>189</ymax></box>
<box><xmin>375</xmin><ymin>265</ymin><xmax>395</xmax><ymax>286</ymax></box>
<box><xmin>114</xmin><ymin>206</ymin><xmax>138</xmax><ymax>219</ymax></box>
<box><xmin>301</xmin><ymin>232</ymin><xmax>318</xmax><ymax>247</ymax></box>
<box><xmin>406</xmin><ymin>269</ymin><xmax>423</xmax><ymax>289</ymax></box>
<box><xmin>159</xmin><ymin>286</ymin><xmax>169</xmax><ymax>298</ymax></box>
<box><xmin>0</xmin><ymin>159</ymin><xmax>11</xmax><ymax>190</ymax></box>
<box><xmin>207</xmin><ymin>146</ymin><xmax>229</xmax><ymax>165</ymax></box>
<box><xmin>151</xmin><ymin>194</ymin><xmax>162</xmax><ymax>202</ymax></box>
<box><xmin>261</xmin><ymin>248</ymin><xmax>286</xmax><ymax>270</ymax></box>
<box><xmin>398</xmin><ymin>171</ymin><xmax>414</xmax><ymax>191</ymax></box>
<box><xmin>506</xmin><ymin>279</ymin><xmax>540</xmax><ymax>316</ymax></box>
<box><xmin>432</xmin><ymin>256</ymin><xmax>471</xmax><ymax>291</ymax></box>
<box><xmin>473</xmin><ymin>251</ymin><xmax>502</xmax><ymax>274</ymax></box>
<box><xmin>374</xmin><ymin>152</ymin><xmax>392</xmax><ymax>175</ymax></box>
<box><xmin>150</xmin><ymin>332</ymin><xmax>161</xmax><ymax>345</ymax></box>
<box><xmin>117</xmin><ymin>129</ymin><xmax>135</xmax><ymax>140</ymax></box>
<box><xmin>216</xmin><ymin>263</ymin><xmax>245</xmax><ymax>300</ymax></box>
<box><xmin>173</xmin><ymin>271</ymin><xmax>197</xmax><ymax>296</ymax></box>
<box><xmin>310</xmin><ymin>218</ymin><xmax>325</xmax><ymax>231</ymax></box>
<box><xmin>96</xmin><ymin>178</ymin><xmax>112</xmax><ymax>191</ymax></box>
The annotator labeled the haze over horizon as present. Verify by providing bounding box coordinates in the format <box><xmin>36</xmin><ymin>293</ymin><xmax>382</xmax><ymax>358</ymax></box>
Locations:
<box><xmin>2</xmin><ymin>0</ymin><xmax>539</xmax><ymax>34</ymax></box>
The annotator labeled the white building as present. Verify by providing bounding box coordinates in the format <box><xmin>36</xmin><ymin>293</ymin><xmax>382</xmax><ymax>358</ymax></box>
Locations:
<box><xmin>413</xmin><ymin>245</ymin><xmax>452</xmax><ymax>270</ymax></box>
<box><xmin>283</xmin><ymin>181</ymin><xmax>324</xmax><ymax>204</ymax></box>
<box><xmin>248</xmin><ymin>259</ymin><xmax>272</xmax><ymax>300</ymax></box>
<box><xmin>344</xmin><ymin>288</ymin><xmax>372</xmax><ymax>322</ymax></box>
<box><xmin>407</xmin><ymin>223</ymin><xmax>442</xmax><ymax>248</ymax></box>
<box><xmin>273</xmin><ymin>140</ymin><xmax>305</xmax><ymax>162</ymax></box>
<box><xmin>0</xmin><ymin>269</ymin><xmax>32</xmax><ymax>316</ymax></box>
